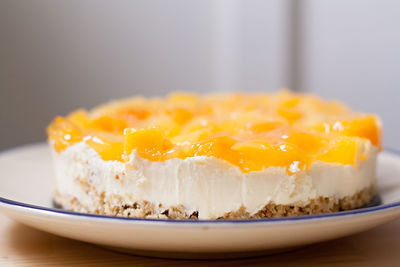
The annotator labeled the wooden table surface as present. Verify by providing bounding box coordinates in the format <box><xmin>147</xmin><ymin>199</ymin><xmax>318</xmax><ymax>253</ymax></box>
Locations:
<box><xmin>1</xmin><ymin>214</ymin><xmax>399</xmax><ymax>267</ymax></box>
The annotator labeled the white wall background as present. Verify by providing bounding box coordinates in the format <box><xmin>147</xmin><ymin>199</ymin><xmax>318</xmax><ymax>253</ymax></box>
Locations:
<box><xmin>0</xmin><ymin>0</ymin><xmax>289</xmax><ymax>149</ymax></box>
<box><xmin>0</xmin><ymin>0</ymin><xmax>398</xmax><ymax>150</ymax></box>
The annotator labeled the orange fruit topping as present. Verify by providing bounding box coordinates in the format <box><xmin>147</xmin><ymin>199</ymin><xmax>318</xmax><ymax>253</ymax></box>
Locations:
<box><xmin>47</xmin><ymin>91</ymin><xmax>382</xmax><ymax>173</ymax></box>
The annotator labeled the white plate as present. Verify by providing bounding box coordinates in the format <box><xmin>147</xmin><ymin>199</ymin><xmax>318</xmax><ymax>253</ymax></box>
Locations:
<box><xmin>1</xmin><ymin>143</ymin><xmax>400</xmax><ymax>259</ymax></box>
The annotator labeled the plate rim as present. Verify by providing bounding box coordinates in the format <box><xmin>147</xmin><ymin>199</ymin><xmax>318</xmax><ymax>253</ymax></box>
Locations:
<box><xmin>1</xmin><ymin>143</ymin><xmax>400</xmax><ymax>226</ymax></box>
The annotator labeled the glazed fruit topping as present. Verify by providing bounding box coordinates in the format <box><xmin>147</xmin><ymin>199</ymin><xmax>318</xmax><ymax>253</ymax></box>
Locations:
<box><xmin>47</xmin><ymin>91</ymin><xmax>381</xmax><ymax>173</ymax></box>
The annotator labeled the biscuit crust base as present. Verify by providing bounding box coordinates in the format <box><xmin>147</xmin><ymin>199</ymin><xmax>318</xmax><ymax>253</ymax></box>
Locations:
<box><xmin>53</xmin><ymin>185</ymin><xmax>376</xmax><ymax>220</ymax></box>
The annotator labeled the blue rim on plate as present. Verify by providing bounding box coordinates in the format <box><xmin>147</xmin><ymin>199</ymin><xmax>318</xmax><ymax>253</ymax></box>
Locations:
<box><xmin>1</xmin><ymin>146</ymin><xmax>400</xmax><ymax>224</ymax></box>
<box><xmin>2</xmin><ymin>194</ymin><xmax>400</xmax><ymax>224</ymax></box>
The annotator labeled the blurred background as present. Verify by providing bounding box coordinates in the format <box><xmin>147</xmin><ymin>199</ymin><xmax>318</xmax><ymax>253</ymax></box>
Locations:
<box><xmin>0</xmin><ymin>0</ymin><xmax>399</xmax><ymax>150</ymax></box>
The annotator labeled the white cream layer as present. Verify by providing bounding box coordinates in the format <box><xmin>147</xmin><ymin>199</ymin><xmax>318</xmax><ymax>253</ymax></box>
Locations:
<box><xmin>52</xmin><ymin>142</ymin><xmax>377</xmax><ymax>219</ymax></box>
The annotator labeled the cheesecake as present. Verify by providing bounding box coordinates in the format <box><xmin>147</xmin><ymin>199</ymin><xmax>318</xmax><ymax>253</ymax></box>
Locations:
<box><xmin>47</xmin><ymin>91</ymin><xmax>381</xmax><ymax>219</ymax></box>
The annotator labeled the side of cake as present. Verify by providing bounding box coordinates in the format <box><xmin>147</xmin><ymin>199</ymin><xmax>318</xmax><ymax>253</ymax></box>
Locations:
<box><xmin>48</xmin><ymin>91</ymin><xmax>382</xmax><ymax>219</ymax></box>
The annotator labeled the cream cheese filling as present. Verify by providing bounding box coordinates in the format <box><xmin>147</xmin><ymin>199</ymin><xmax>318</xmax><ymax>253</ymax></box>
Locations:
<box><xmin>52</xmin><ymin>142</ymin><xmax>377</xmax><ymax>219</ymax></box>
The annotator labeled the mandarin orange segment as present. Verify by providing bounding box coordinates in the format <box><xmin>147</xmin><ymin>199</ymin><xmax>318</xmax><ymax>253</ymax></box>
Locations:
<box><xmin>67</xmin><ymin>110</ymin><xmax>91</xmax><ymax>129</ymax></box>
<box><xmin>189</xmin><ymin>136</ymin><xmax>242</xmax><ymax>167</ymax></box>
<box><xmin>249</xmin><ymin>121</ymin><xmax>285</xmax><ymax>133</ymax></box>
<box><xmin>183</xmin><ymin>118</ymin><xmax>220</xmax><ymax>133</ymax></box>
<box><xmin>285</xmin><ymin>132</ymin><xmax>328</xmax><ymax>155</ymax></box>
<box><xmin>47</xmin><ymin>117</ymin><xmax>83</xmax><ymax>152</ymax></box>
<box><xmin>85</xmin><ymin>135</ymin><xmax>124</xmax><ymax>161</ymax></box>
<box><xmin>309</xmin><ymin>114</ymin><xmax>382</xmax><ymax>149</ymax></box>
<box><xmin>281</xmin><ymin>97</ymin><xmax>300</xmax><ymax>108</ymax></box>
<box><xmin>145</xmin><ymin>117</ymin><xmax>182</xmax><ymax>138</ymax></box>
<box><xmin>123</xmin><ymin>128</ymin><xmax>174</xmax><ymax>161</ymax></box>
<box><xmin>171</xmin><ymin>129</ymin><xmax>212</xmax><ymax>145</ymax></box>
<box><xmin>47</xmin><ymin>91</ymin><xmax>382</xmax><ymax>172</ymax></box>
<box><xmin>277</xmin><ymin>107</ymin><xmax>302</xmax><ymax>124</ymax></box>
<box><xmin>89</xmin><ymin>115</ymin><xmax>128</xmax><ymax>134</ymax></box>
<box><xmin>316</xmin><ymin>137</ymin><xmax>363</xmax><ymax>165</ymax></box>
<box><xmin>340</xmin><ymin>115</ymin><xmax>381</xmax><ymax>149</ymax></box>
<box><xmin>166</xmin><ymin>107</ymin><xmax>194</xmax><ymax>125</ymax></box>
<box><xmin>232</xmin><ymin>141</ymin><xmax>308</xmax><ymax>173</ymax></box>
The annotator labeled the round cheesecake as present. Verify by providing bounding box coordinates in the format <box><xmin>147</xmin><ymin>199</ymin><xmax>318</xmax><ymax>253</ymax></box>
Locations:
<box><xmin>48</xmin><ymin>91</ymin><xmax>381</xmax><ymax>219</ymax></box>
